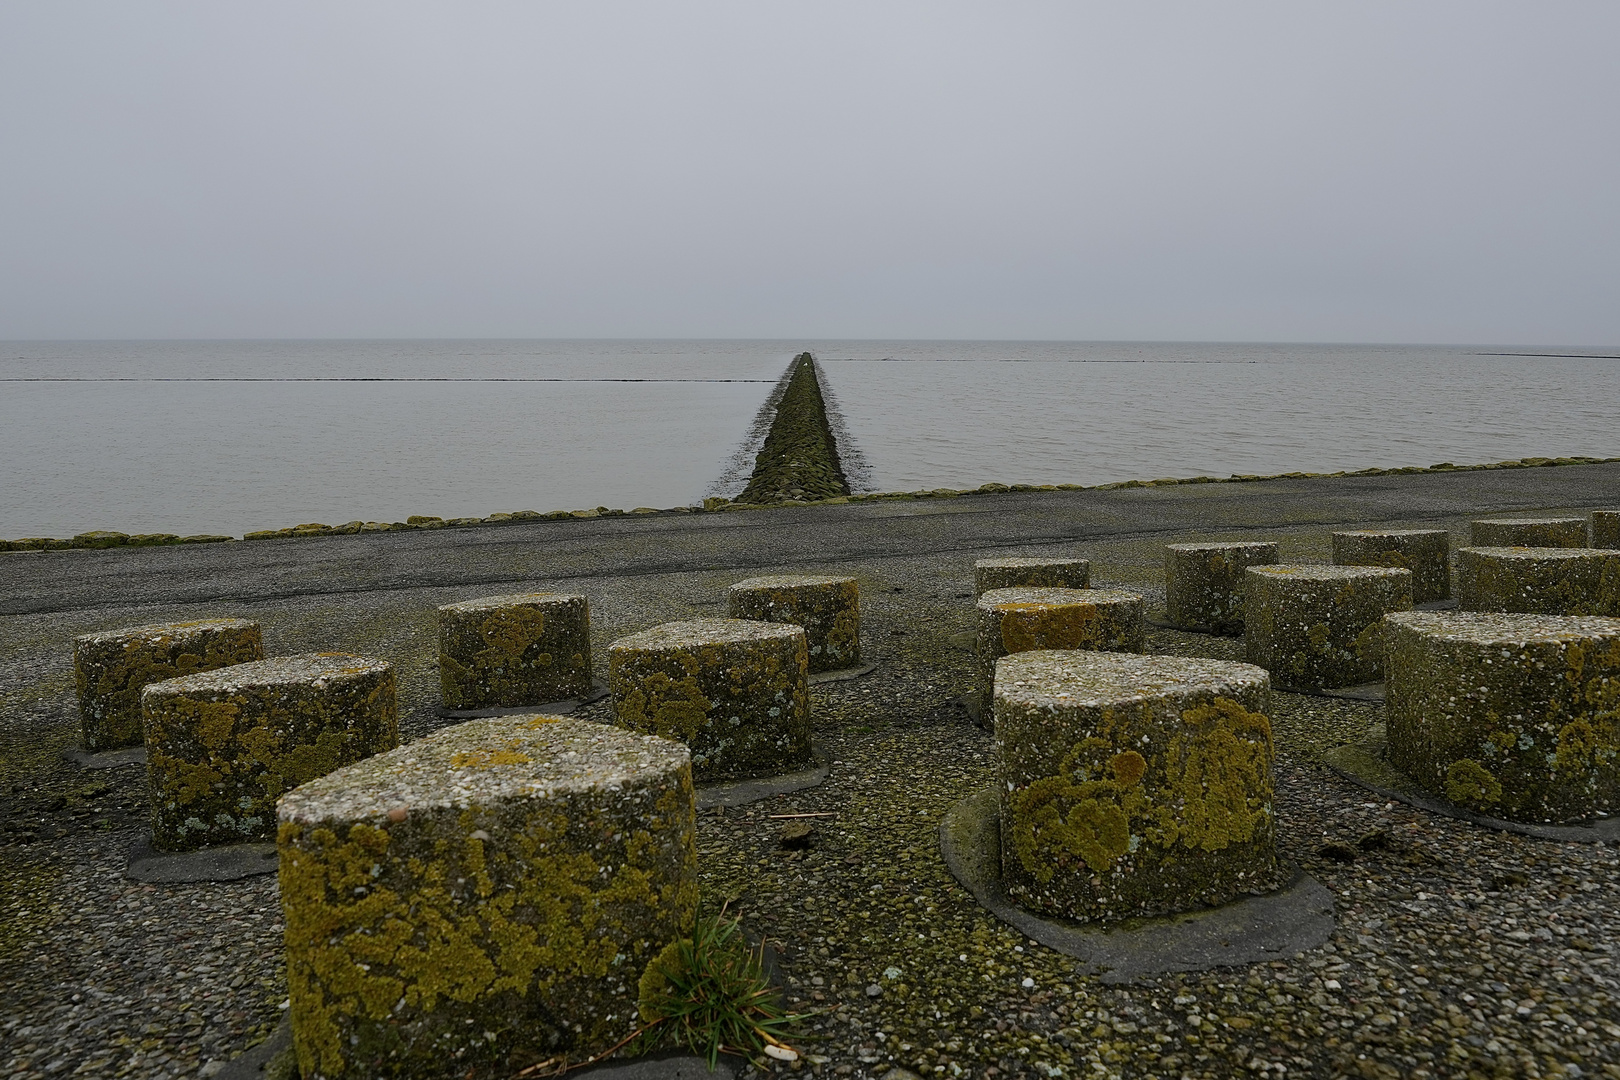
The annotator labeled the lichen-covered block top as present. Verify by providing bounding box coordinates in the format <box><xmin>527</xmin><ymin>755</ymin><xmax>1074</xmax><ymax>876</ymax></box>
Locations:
<box><xmin>1164</xmin><ymin>542</ymin><xmax>1276</xmax><ymax>554</ymax></box>
<box><xmin>436</xmin><ymin>591</ymin><xmax>581</xmax><ymax>614</ymax></box>
<box><xmin>1248</xmin><ymin>564</ymin><xmax>1409</xmax><ymax>585</ymax></box>
<box><xmin>994</xmin><ymin>651</ymin><xmax>1269</xmax><ymax>711</ymax></box>
<box><xmin>1461</xmin><ymin>545</ymin><xmax>1607</xmax><ymax>563</ymax></box>
<box><xmin>610</xmin><ymin>617</ymin><xmax>803</xmax><ymax>651</ymax></box>
<box><xmin>147</xmin><ymin>653</ymin><xmax>390</xmax><ymax>697</ymax></box>
<box><xmin>74</xmin><ymin>617</ymin><xmax>258</xmax><ymax>648</ymax></box>
<box><xmin>1385</xmin><ymin>610</ymin><xmax>1620</xmax><ymax>646</ymax></box>
<box><xmin>978</xmin><ymin>586</ymin><xmax>1140</xmax><ymax>611</ymax></box>
<box><xmin>1332</xmin><ymin>529</ymin><xmax>1448</xmax><ymax>539</ymax></box>
<box><xmin>975</xmin><ymin>557</ymin><xmax>1089</xmax><ymax>570</ymax></box>
<box><xmin>729</xmin><ymin>575</ymin><xmax>856</xmax><ymax>591</ymax></box>
<box><xmin>279</xmin><ymin>715</ymin><xmax>690</xmax><ymax>822</ymax></box>
<box><xmin>1473</xmin><ymin>517</ymin><xmax>1585</xmax><ymax>529</ymax></box>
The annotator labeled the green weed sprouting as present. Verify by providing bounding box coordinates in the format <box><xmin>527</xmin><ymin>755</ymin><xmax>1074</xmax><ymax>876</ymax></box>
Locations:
<box><xmin>633</xmin><ymin>902</ymin><xmax>813</xmax><ymax>1069</ymax></box>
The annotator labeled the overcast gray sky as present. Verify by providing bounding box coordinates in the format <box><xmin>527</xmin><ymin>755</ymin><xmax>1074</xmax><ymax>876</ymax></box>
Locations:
<box><xmin>1</xmin><ymin>2</ymin><xmax>1616</xmax><ymax>344</ymax></box>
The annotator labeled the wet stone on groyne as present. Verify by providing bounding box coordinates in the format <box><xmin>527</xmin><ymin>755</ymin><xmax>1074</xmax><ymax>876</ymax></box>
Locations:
<box><xmin>733</xmin><ymin>353</ymin><xmax>850</xmax><ymax>505</ymax></box>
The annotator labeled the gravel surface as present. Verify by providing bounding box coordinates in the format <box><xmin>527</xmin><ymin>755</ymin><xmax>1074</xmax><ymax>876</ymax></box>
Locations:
<box><xmin>5</xmin><ymin>478</ymin><xmax>1619</xmax><ymax>1079</ymax></box>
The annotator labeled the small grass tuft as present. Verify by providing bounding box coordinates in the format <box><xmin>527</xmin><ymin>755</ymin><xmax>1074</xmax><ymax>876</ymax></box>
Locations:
<box><xmin>634</xmin><ymin>902</ymin><xmax>812</xmax><ymax>1069</ymax></box>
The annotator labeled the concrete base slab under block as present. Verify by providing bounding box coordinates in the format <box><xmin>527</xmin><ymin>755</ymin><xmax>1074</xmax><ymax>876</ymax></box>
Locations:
<box><xmin>126</xmin><ymin>834</ymin><xmax>278</xmax><ymax>883</ymax></box>
<box><xmin>940</xmin><ymin>788</ymin><xmax>1335</xmax><ymax>983</ymax></box>
<box><xmin>214</xmin><ymin>1019</ymin><xmax>740</xmax><ymax>1080</ymax></box>
<box><xmin>1322</xmin><ymin>723</ymin><xmax>1620</xmax><ymax>843</ymax></box>
<box><xmin>64</xmin><ymin>745</ymin><xmax>147</xmax><ymax>769</ymax></box>
<box><xmin>697</xmin><ymin>743</ymin><xmax>830</xmax><ymax>810</ymax></box>
<box><xmin>436</xmin><ymin>681</ymin><xmax>610</xmax><ymax>720</ymax></box>
<box><xmin>808</xmin><ymin>660</ymin><xmax>878</xmax><ymax>684</ymax></box>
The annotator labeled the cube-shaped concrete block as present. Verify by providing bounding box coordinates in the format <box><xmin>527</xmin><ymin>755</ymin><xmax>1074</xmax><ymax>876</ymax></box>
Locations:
<box><xmin>1592</xmin><ymin>510</ymin><xmax>1620</xmax><ymax>551</ymax></box>
<box><xmin>1331</xmin><ymin>529</ymin><xmax>1450</xmax><ymax>604</ymax></box>
<box><xmin>1164</xmin><ymin>542</ymin><xmax>1279</xmax><ymax>632</ymax></box>
<box><xmin>1470</xmin><ymin>517</ymin><xmax>1587</xmax><ymax>548</ymax></box>
<box><xmin>975</xmin><ymin>587</ymin><xmax>1144</xmax><ymax>719</ymax></box>
<box><xmin>438</xmin><ymin>593</ymin><xmax>592</xmax><ymax>709</ymax></box>
<box><xmin>728</xmin><ymin>575</ymin><xmax>860</xmax><ymax>673</ymax></box>
<box><xmin>973</xmin><ymin>557</ymin><xmax>1091</xmax><ymax>596</ymax></box>
<box><xmin>143</xmin><ymin>654</ymin><xmax>397</xmax><ymax>850</ymax></box>
<box><xmin>1385</xmin><ymin>611</ymin><xmax>1620</xmax><ymax>823</ymax></box>
<box><xmin>73</xmin><ymin>619</ymin><xmax>263</xmax><ymax>752</ymax></box>
<box><xmin>1244</xmin><ymin>565</ymin><xmax>1412</xmax><ymax>691</ymax></box>
<box><xmin>608</xmin><ymin>618</ymin><xmax>809</xmax><ymax>782</ymax></box>
<box><xmin>1456</xmin><ymin>547</ymin><xmax>1620</xmax><ymax>616</ymax></box>
<box><xmin>277</xmin><ymin>715</ymin><xmax>697</xmax><ymax>1079</ymax></box>
<box><xmin>995</xmin><ymin>651</ymin><xmax>1275</xmax><ymax>922</ymax></box>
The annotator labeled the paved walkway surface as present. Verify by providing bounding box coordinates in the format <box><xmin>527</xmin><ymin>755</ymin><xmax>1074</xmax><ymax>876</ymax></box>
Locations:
<box><xmin>6</xmin><ymin>464</ymin><xmax>1616</xmax><ymax>616</ymax></box>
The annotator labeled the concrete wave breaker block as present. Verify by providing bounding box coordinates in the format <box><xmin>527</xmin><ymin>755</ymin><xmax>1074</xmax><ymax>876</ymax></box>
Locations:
<box><xmin>142</xmin><ymin>653</ymin><xmax>397</xmax><ymax>851</ymax></box>
<box><xmin>438</xmin><ymin>592</ymin><xmax>592</xmax><ymax>709</ymax></box>
<box><xmin>975</xmin><ymin>587</ymin><xmax>1144</xmax><ymax>719</ymax></box>
<box><xmin>73</xmin><ymin>618</ymin><xmax>262</xmax><ymax>753</ymax></box>
<box><xmin>1470</xmin><ymin>517</ymin><xmax>1588</xmax><ymax>548</ymax></box>
<box><xmin>728</xmin><ymin>574</ymin><xmax>860</xmax><ymax>673</ymax></box>
<box><xmin>1244</xmin><ymin>565</ymin><xmax>1412</xmax><ymax>691</ymax></box>
<box><xmin>973</xmin><ymin>557</ymin><xmax>1091</xmax><ymax>596</ymax></box>
<box><xmin>1331</xmin><ymin>529</ymin><xmax>1450</xmax><ymax>604</ymax></box>
<box><xmin>608</xmin><ymin>618</ymin><xmax>810</xmax><ymax>782</ymax></box>
<box><xmin>1164</xmin><ymin>542</ymin><xmax>1279</xmax><ymax>632</ymax></box>
<box><xmin>994</xmin><ymin>650</ymin><xmax>1275</xmax><ymax>922</ymax></box>
<box><xmin>1385</xmin><ymin>611</ymin><xmax>1620</xmax><ymax>823</ymax></box>
<box><xmin>1457</xmin><ymin>547</ymin><xmax>1620</xmax><ymax>616</ymax></box>
<box><xmin>1592</xmin><ymin>510</ymin><xmax>1620</xmax><ymax>551</ymax></box>
<box><xmin>277</xmin><ymin>715</ymin><xmax>697</xmax><ymax>1080</ymax></box>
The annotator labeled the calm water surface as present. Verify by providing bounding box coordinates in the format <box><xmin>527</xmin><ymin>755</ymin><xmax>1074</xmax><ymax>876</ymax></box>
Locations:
<box><xmin>1</xmin><ymin>339</ymin><xmax>1614</xmax><ymax>537</ymax></box>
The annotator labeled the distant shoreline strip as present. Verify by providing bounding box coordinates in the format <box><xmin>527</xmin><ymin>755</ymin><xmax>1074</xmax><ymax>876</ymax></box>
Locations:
<box><xmin>0</xmin><ymin>377</ymin><xmax>776</xmax><ymax>383</ymax></box>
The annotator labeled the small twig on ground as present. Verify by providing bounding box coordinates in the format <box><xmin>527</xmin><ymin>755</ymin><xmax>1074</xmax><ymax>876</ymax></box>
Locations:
<box><xmin>767</xmin><ymin>812</ymin><xmax>838</xmax><ymax>819</ymax></box>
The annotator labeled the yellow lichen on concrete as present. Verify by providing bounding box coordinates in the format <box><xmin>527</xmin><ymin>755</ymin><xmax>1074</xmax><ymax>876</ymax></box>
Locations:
<box><xmin>143</xmin><ymin>654</ymin><xmax>396</xmax><ymax>850</ymax></box>
<box><xmin>609</xmin><ymin>619</ymin><xmax>810</xmax><ymax>781</ymax></box>
<box><xmin>1386</xmin><ymin>612</ymin><xmax>1620</xmax><ymax>822</ymax></box>
<box><xmin>995</xmin><ymin>651</ymin><xmax>1275</xmax><ymax>922</ymax></box>
<box><xmin>438</xmin><ymin>594</ymin><xmax>592</xmax><ymax>709</ymax></box>
<box><xmin>975</xmin><ymin>588</ymin><xmax>1144</xmax><ymax>720</ymax></box>
<box><xmin>277</xmin><ymin>715</ymin><xmax>697</xmax><ymax>1078</ymax></box>
<box><xmin>728</xmin><ymin>575</ymin><xmax>861</xmax><ymax>673</ymax></box>
<box><xmin>73</xmin><ymin>619</ymin><xmax>263</xmax><ymax>752</ymax></box>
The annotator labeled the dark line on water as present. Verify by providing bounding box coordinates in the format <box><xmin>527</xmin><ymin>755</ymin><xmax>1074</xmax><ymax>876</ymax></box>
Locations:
<box><xmin>816</xmin><ymin>362</ymin><xmax>1257</xmax><ymax>367</ymax></box>
<box><xmin>0</xmin><ymin>377</ymin><xmax>775</xmax><ymax>383</ymax></box>
<box><xmin>1474</xmin><ymin>353</ymin><xmax>1620</xmax><ymax>360</ymax></box>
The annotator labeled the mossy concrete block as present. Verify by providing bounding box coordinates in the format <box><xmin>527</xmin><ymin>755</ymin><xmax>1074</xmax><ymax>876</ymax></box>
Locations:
<box><xmin>1592</xmin><ymin>510</ymin><xmax>1620</xmax><ymax>551</ymax></box>
<box><xmin>608</xmin><ymin>618</ymin><xmax>810</xmax><ymax>782</ymax></box>
<box><xmin>1457</xmin><ymin>547</ymin><xmax>1620</xmax><ymax>616</ymax></box>
<box><xmin>143</xmin><ymin>654</ymin><xmax>397</xmax><ymax>851</ymax></box>
<box><xmin>1243</xmin><ymin>565</ymin><xmax>1413</xmax><ymax>691</ymax></box>
<box><xmin>277</xmin><ymin>715</ymin><xmax>697</xmax><ymax>1080</ymax></box>
<box><xmin>973</xmin><ymin>557</ymin><xmax>1091</xmax><ymax>596</ymax></box>
<box><xmin>1331</xmin><ymin>529</ymin><xmax>1450</xmax><ymax>604</ymax></box>
<box><xmin>1470</xmin><ymin>517</ymin><xmax>1587</xmax><ymax>548</ymax></box>
<box><xmin>437</xmin><ymin>593</ymin><xmax>592</xmax><ymax>709</ymax></box>
<box><xmin>73</xmin><ymin>619</ymin><xmax>263</xmax><ymax>753</ymax></box>
<box><xmin>975</xmin><ymin>587</ymin><xmax>1144</xmax><ymax>717</ymax></box>
<box><xmin>727</xmin><ymin>574</ymin><xmax>860</xmax><ymax>673</ymax></box>
<box><xmin>1164</xmin><ymin>542</ymin><xmax>1279</xmax><ymax>632</ymax></box>
<box><xmin>994</xmin><ymin>651</ymin><xmax>1275</xmax><ymax>922</ymax></box>
<box><xmin>1385</xmin><ymin>611</ymin><xmax>1620</xmax><ymax>823</ymax></box>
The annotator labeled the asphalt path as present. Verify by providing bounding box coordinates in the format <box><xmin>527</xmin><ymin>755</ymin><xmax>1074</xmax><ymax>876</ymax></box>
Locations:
<box><xmin>4</xmin><ymin>464</ymin><xmax>1617</xmax><ymax>617</ymax></box>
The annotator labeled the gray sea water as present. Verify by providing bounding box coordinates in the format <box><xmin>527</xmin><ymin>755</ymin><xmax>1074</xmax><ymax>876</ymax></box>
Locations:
<box><xmin>2</xmin><ymin>339</ymin><xmax>1616</xmax><ymax>538</ymax></box>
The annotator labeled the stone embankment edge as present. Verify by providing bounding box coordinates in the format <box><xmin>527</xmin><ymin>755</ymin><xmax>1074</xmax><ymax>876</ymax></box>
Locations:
<box><xmin>5</xmin><ymin>453</ymin><xmax>1616</xmax><ymax>554</ymax></box>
